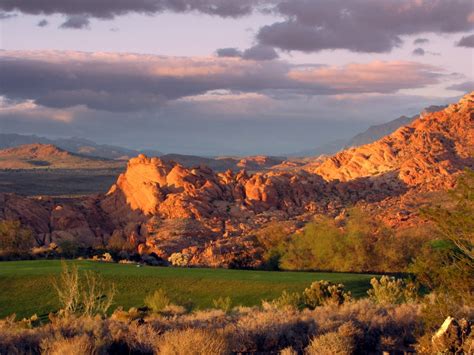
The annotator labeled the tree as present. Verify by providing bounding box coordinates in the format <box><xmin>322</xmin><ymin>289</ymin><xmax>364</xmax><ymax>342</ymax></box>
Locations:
<box><xmin>0</xmin><ymin>220</ymin><xmax>34</xmax><ymax>254</ymax></box>
<box><xmin>410</xmin><ymin>170</ymin><xmax>474</xmax><ymax>327</ymax></box>
<box><xmin>422</xmin><ymin>170</ymin><xmax>473</xmax><ymax>265</ymax></box>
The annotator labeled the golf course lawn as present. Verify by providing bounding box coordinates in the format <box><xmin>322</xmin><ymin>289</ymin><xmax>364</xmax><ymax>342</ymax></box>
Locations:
<box><xmin>0</xmin><ymin>260</ymin><xmax>377</xmax><ymax>319</ymax></box>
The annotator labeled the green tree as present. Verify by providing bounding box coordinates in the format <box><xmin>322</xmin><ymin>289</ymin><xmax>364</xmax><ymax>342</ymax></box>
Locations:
<box><xmin>410</xmin><ymin>170</ymin><xmax>474</xmax><ymax>327</ymax></box>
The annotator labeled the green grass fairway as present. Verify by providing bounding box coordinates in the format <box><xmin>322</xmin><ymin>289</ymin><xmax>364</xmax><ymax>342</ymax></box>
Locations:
<box><xmin>0</xmin><ymin>260</ymin><xmax>376</xmax><ymax>319</ymax></box>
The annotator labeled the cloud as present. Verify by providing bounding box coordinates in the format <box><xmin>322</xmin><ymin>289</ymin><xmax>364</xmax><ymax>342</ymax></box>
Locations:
<box><xmin>287</xmin><ymin>61</ymin><xmax>442</xmax><ymax>94</ymax></box>
<box><xmin>216</xmin><ymin>48</ymin><xmax>243</xmax><ymax>58</ymax></box>
<box><xmin>447</xmin><ymin>81</ymin><xmax>474</xmax><ymax>92</ymax></box>
<box><xmin>257</xmin><ymin>0</ymin><xmax>474</xmax><ymax>53</ymax></box>
<box><xmin>413</xmin><ymin>38</ymin><xmax>429</xmax><ymax>45</ymax></box>
<box><xmin>412</xmin><ymin>47</ymin><xmax>425</xmax><ymax>56</ymax></box>
<box><xmin>0</xmin><ymin>12</ymin><xmax>16</xmax><ymax>19</ymax></box>
<box><xmin>242</xmin><ymin>44</ymin><xmax>279</xmax><ymax>60</ymax></box>
<box><xmin>0</xmin><ymin>0</ymin><xmax>269</xmax><ymax>19</ymax></box>
<box><xmin>0</xmin><ymin>51</ymin><xmax>445</xmax><ymax>112</ymax></box>
<box><xmin>216</xmin><ymin>45</ymin><xmax>279</xmax><ymax>61</ymax></box>
<box><xmin>37</xmin><ymin>19</ymin><xmax>48</xmax><ymax>27</ymax></box>
<box><xmin>457</xmin><ymin>33</ymin><xmax>474</xmax><ymax>47</ymax></box>
<box><xmin>60</xmin><ymin>15</ymin><xmax>90</xmax><ymax>29</ymax></box>
<box><xmin>0</xmin><ymin>99</ymin><xmax>75</xmax><ymax>123</ymax></box>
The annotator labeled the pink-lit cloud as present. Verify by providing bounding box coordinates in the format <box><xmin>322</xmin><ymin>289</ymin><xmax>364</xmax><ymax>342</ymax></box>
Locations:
<box><xmin>0</xmin><ymin>51</ymin><xmax>445</xmax><ymax>112</ymax></box>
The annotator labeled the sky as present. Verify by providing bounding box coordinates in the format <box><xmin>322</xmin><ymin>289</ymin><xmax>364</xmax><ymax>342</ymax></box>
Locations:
<box><xmin>0</xmin><ymin>0</ymin><xmax>473</xmax><ymax>156</ymax></box>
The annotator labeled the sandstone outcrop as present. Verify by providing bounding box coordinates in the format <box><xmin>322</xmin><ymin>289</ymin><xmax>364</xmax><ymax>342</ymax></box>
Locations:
<box><xmin>313</xmin><ymin>92</ymin><xmax>473</xmax><ymax>189</ymax></box>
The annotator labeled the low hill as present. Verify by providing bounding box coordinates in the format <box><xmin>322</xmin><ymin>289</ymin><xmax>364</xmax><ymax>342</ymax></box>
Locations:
<box><xmin>0</xmin><ymin>144</ymin><xmax>124</xmax><ymax>169</ymax></box>
<box><xmin>0</xmin><ymin>134</ymin><xmax>162</xmax><ymax>160</ymax></box>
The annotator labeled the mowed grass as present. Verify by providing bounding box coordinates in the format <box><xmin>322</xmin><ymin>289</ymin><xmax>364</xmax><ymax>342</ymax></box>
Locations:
<box><xmin>0</xmin><ymin>260</ymin><xmax>376</xmax><ymax>319</ymax></box>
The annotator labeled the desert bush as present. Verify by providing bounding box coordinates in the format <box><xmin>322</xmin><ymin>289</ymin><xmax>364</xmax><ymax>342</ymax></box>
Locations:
<box><xmin>157</xmin><ymin>328</ymin><xmax>230</xmax><ymax>355</ymax></box>
<box><xmin>144</xmin><ymin>289</ymin><xmax>171</xmax><ymax>313</ymax></box>
<box><xmin>40</xmin><ymin>334</ymin><xmax>95</xmax><ymax>355</ymax></box>
<box><xmin>367</xmin><ymin>276</ymin><xmax>418</xmax><ymax>305</ymax></box>
<box><xmin>168</xmin><ymin>252</ymin><xmax>190</xmax><ymax>267</ymax></box>
<box><xmin>264</xmin><ymin>290</ymin><xmax>304</xmax><ymax>311</ymax></box>
<box><xmin>212</xmin><ymin>296</ymin><xmax>232</xmax><ymax>314</ymax></box>
<box><xmin>229</xmin><ymin>307</ymin><xmax>315</xmax><ymax>352</ymax></box>
<box><xmin>53</xmin><ymin>261</ymin><xmax>115</xmax><ymax>317</ymax></box>
<box><xmin>303</xmin><ymin>280</ymin><xmax>351</xmax><ymax>309</ymax></box>
<box><xmin>57</xmin><ymin>240</ymin><xmax>81</xmax><ymax>258</ymax></box>
<box><xmin>280</xmin><ymin>347</ymin><xmax>297</xmax><ymax>355</ymax></box>
<box><xmin>306</xmin><ymin>321</ymin><xmax>363</xmax><ymax>355</ymax></box>
<box><xmin>0</xmin><ymin>298</ymin><xmax>427</xmax><ymax>354</ymax></box>
<box><xmin>311</xmin><ymin>299</ymin><xmax>422</xmax><ymax>352</ymax></box>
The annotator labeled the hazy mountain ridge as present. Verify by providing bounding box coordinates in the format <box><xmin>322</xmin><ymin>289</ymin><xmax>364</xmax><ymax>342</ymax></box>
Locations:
<box><xmin>0</xmin><ymin>133</ymin><xmax>162</xmax><ymax>160</ymax></box>
<box><xmin>0</xmin><ymin>143</ymin><xmax>124</xmax><ymax>170</ymax></box>
<box><xmin>291</xmin><ymin>105</ymin><xmax>448</xmax><ymax>157</ymax></box>
<box><xmin>344</xmin><ymin>105</ymin><xmax>446</xmax><ymax>148</ymax></box>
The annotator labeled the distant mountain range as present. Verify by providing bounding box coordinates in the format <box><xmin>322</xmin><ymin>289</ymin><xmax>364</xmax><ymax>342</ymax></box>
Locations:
<box><xmin>0</xmin><ymin>104</ymin><xmax>448</xmax><ymax>164</ymax></box>
<box><xmin>290</xmin><ymin>105</ymin><xmax>447</xmax><ymax>157</ymax></box>
<box><xmin>0</xmin><ymin>134</ymin><xmax>162</xmax><ymax>160</ymax></box>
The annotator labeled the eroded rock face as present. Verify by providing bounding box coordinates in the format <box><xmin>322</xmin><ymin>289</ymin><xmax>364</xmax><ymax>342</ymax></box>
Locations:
<box><xmin>103</xmin><ymin>154</ymin><xmax>329</xmax><ymax>221</ymax></box>
<box><xmin>313</xmin><ymin>92</ymin><xmax>474</xmax><ymax>189</ymax></box>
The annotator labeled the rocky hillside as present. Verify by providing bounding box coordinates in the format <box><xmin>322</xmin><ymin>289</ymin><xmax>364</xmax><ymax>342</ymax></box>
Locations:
<box><xmin>1</xmin><ymin>93</ymin><xmax>472</xmax><ymax>267</ymax></box>
<box><xmin>312</xmin><ymin>94</ymin><xmax>473</xmax><ymax>189</ymax></box>
<box><xmin>0</xmin><ymin>144</ymin><xmax>124</xmax><ymax>169</ymax></box>
<box><xmin>160</xmin><ymin>154</ymin><xmax>286</xmax><ymax>172</ymax></box>
<box><xmin>345</xmin><ymin>105</ymin><xmax>446</xmax><ymax>148</ymax></box>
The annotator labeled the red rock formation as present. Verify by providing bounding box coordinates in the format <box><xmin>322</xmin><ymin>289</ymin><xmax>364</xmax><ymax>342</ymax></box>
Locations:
<box><xmin>313</xmin><ymin>92</ymin><xmax>473</xmax><ymax>189</ymax></box>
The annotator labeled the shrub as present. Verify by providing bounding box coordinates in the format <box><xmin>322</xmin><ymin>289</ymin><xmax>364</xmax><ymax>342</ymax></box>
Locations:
<box><xmin>40</xmin><ymin>334</ymin><xmax>95</xmax><ymax>355</ymax></box>
<box><xmin>306</xmin><ymin>322</ymin><xmax>363</xmax><ymax>355</ymax></box>
<box><xmin>303</xmin><ymin>280</ymin><xmax>351</xmax><ymax>309</ymax></box>
<box><xmin>367</xmin><ymin>276</ymin><xmax>418</xmax><ymax>305</ymax></box>
<box><xmin>168</xmin><ymin>252</ymin><xmax>190</xmax><ymax>267</ymax></box>
<box><xmin>144</xmin><ymin>289</ymin><xmax>171</xmax><ymax>313</ymax></box>
<box><xmin>213</xmin><ymin>296</ymin><xmax>233</xmax><ymax>314</ymax></box>
<box><xmin>157</xmin><ymin>328</ymin><xmax>230</xmax><ymax>355</ymax></box>
<box><xmin>53</xmin><ymin>261</ymin><xmax>116</xmax><ymax>317</ymax></box>
<box><xmin>264</xmin><ymin>290</ymin><xmax>304</xmax><ymax>311</ymax></box>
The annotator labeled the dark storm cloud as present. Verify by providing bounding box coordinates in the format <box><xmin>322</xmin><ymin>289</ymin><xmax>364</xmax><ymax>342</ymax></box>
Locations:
<box><xmin>412</xmin><ymin>48</ymin><xmax>425</xmax><ymax>56</ymax></box>
<box><xmin>447</xmin><ymin>81</ymin><xmax>474</xmax><ymax>92</ymax></box>
<box><xmin>0</xmin><ymin>51</ymin><xmax>444</xmax><ymax>112</ymax></box>
<box><xmin>457</xmin><ymin>33</ymin><xmax>474</xmax><ymax>47</ymax></box>
<box><xmin>413</xmin><ymin>38</ymin><xmax>429</xmax><ymax>45</ymax></box>
<box><xmin>242</xmin><ymin>45</ymin><xmax>279</xmax><ymax>61</ymax></box>
<box><xmin>216</xmin><ymin>48</ymin><xmax>243</xmax><ymax>58</ymax></box>
<box><xmin>37</xmin><ymin>19</ymin><xmax>49</xmax><ymax>27</ymax></box>
<box><xmin>257</xmin><ymin>0</ymin><xmax>474</xmax><ymax>53</ymax></box>
<box><xmin>0</xmin><ymin>0</ymin><xmax>269</xmax><ymax>18</ymax></box>
<box><xmin>60</xmin><ymin>15</ymin><xmax>90</xmax><ymax>29</ymax></box>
